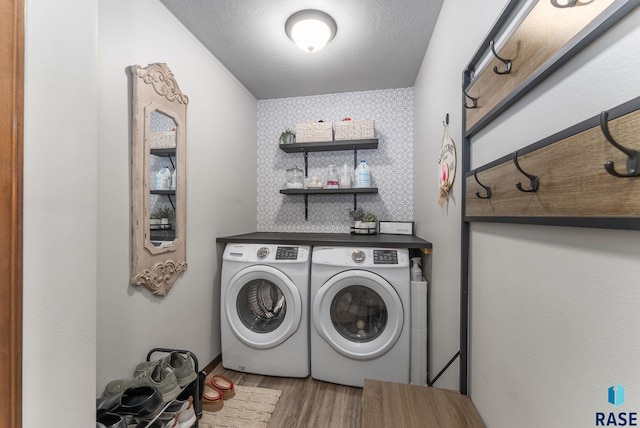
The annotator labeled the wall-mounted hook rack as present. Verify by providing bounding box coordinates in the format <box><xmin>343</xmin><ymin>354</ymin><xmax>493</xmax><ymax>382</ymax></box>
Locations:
<box><xmin>463</xmin><ymin>87</ymin><xmax>478</xmax><ymax>109</ymax></box>
<box><xmin>473</xmin><ymin>170</ymin><xmax>492</xmax><ymax>199</ymax></box>
<box><xmin>490</xmin><ymin>40</ymin><xmax>512</xmax><ymax>75</ymax></box>
<box><xmin>465</xmin><ymin>95</ymin><xmax>640</xmax><ymax>227</ymax></box>
<box><xmin>513</xmin><ymin>151</ymin><xmax>539</xmax><ymax>192</ymax></box>
<box><xmin>599</xmin><ymin>111</ymin><xmax>640</xmax><ymax>178</ymax></box>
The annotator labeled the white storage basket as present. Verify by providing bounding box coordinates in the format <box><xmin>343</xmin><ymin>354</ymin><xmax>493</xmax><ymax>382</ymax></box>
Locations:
<box><xmin>295</xmin><ymin>122</ymin><xmax>333</xmax><ymax>142</ymax></box>
<box><xmin>334</xmin><ymin>119</ymin><xmax>375</xmax><ymax>140</ymax></box>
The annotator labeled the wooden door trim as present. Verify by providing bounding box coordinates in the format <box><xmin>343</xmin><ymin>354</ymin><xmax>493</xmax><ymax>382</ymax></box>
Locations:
<box><xmin>0</xmin><ymin>0</ymin><xmax>24</xmax><ymax>426</ymax></box>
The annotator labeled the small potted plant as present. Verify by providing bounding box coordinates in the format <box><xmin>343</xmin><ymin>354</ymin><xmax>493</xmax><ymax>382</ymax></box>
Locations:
<box><xmin>158</xmin><ymin>207</ymin><xmax>173</xmax><ymax>229</ymax></box>
<box><xmin>348</xmin><ymin>208</ymin><xmax>377</xmax><ymax>234</ymax></box>
<box><xmin>150</xmin><ymin>210</ymin><xmax>162</xmax><ymax>229</ymax></box>
<box><xmin>279</xmin><ymin>129</ymin><xmax>295</xmax><ymax>145</ymax></box>
<box><xmin>151</xmin><ymin>207</ymin><xmax>173</xmax><ymax>229</ymax></box>
<box><xmin>361</xmin><ymin>211</ymin><xmax>378</xmax><ymax>234</ymax></box>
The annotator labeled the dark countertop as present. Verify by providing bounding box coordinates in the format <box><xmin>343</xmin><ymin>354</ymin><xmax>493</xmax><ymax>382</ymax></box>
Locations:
<box><xmin>216</xmin><ymin>232</ymin><xmax>432</xmax><ymax>253</ymax></box>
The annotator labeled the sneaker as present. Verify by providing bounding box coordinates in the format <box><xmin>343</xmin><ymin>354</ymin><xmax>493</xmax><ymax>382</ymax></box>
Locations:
<box><xmin>135</xmin><ymin>352</ymin><xmax>197</xmax><ymax>387</ymax></box>
<box><xmin>103</xmin><ymin>362</ymin><xmax>181</xmax><ymax>403</ymax></box>
<box><xmin>158</xmin><ymin>395</ymin><xmax>196</xmax><ymax>425</ymax></box>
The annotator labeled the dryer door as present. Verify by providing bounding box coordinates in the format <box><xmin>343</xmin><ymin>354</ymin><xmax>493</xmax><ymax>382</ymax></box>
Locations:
<box><xmin>313</xmin><ymin>270</ymin><xmax>403</xmax><ymax>360</ymax></box>
<box><xmin>225</xmin><ymin>265</ymin><xmax>302</xmax><ymax>349</ymax></box>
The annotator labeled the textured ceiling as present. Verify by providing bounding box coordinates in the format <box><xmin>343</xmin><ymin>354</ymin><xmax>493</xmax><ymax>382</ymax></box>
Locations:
<box><xmin>159</xmin><ymin>0</ymin><xmax>444</xmax><ymax>100</ymax></box>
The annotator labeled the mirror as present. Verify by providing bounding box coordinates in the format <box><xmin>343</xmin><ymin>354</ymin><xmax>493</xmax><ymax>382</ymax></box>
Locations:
<box><xmin>130</xmin><ymin>63</ymin><xmax>187</xmax><ymax>296</ymax></box>
<box><xmin>149</xmin><ymin>111</ymin><xmax>177</xmax><ymax>246</ymax></box>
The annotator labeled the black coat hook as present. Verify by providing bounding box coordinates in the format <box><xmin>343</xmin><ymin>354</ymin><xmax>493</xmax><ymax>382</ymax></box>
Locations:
<box><xmin>443</xmin><ymin>113</ymin><xmax>449</xmax><ymax>126</ymax></box>
<box><xmin>551</xmin><ymin>0</ymin><xmax>577</xmax><ymax>7</ymax></box>
<box><xmin>600</xmin><ymin>111</ymin><xmax>640</xmax><ymax>177</ymax></box>
<box><xmin>474</xmin><ymin>170</ymin><xmax>492</xmax><ymax>199</ymax></box>
<box><xmin>513</xmin><ymin>151</ymin><xmax>539</xmax><ymax>192</ymax></box>
<box><xmin>490</xmin><ymin>40</ymin><xmax>512</xmax><ymax>75</ymax></box>
<box><xmin>463</xmin><ymin>86</ymin><xmax>477</xmax><ymax>109</ymax></box>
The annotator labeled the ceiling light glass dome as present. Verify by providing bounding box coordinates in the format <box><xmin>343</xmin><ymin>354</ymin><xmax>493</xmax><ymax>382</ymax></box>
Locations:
<box><xmin>285</xmin><ymin>10</ymin><xmax>337</xmax><ymax>53</ymax></box>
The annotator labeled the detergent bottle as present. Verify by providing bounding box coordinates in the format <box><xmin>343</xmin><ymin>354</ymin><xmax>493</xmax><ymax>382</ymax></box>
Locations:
<box><xmin>411</xmin><ymin>257</ymin><xmax>423</xmax><ymax>281</ymax></box>
<box><xmin>155</xmin><ymin>165</ymin><xmax>172</xmax><ymax>190</ymax></box>
<box><xmin>354</xmin><ymin>159</ymin><xmax>371</xmax><ymax>188</ymax></box>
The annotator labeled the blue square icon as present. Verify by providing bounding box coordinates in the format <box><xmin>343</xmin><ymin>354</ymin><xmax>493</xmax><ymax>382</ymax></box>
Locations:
<box><xmin>608</xmin><ymin>384</ymin><xmax>625</xmax><ymax>407</ymax></box>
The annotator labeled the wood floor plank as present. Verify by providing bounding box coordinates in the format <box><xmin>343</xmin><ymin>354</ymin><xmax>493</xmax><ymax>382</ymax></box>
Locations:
<box><xmin>362</xmin><ymin>379</ymin><xmax>485</xmax><ymax>428</ymax></box>
<box><xmin>210</xmin><ymin>365</ymin><xmax>362</xmax><ymax>428</ymax></box>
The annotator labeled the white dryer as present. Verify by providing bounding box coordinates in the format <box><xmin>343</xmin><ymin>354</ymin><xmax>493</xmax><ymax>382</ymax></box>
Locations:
<box><xmin>310</xmin><ymin>246</ymin><xmax>410</xmax><ymax>387</ymax></box>
<box><xmin>220</xmin><ymin>243</ymin><xmax>310</xmax><ymax>377</ymax></box>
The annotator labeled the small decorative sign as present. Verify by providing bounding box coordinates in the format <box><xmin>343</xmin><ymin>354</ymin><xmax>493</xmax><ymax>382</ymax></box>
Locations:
<box><xmin>438</xmin><ymin>120</ymin><xmax>456</xmax><ymax>207</ymax></box>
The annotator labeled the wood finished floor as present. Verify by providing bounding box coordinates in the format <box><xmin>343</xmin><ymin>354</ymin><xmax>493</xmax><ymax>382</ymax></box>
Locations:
<box><xmin>209</xmin><ymin>365</ymin><xmax>362</xmax><ymax>428</ymax></box>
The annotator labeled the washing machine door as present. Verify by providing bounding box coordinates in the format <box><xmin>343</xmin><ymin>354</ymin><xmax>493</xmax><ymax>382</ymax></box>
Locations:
<box><xmin>313</xmin><ymin>270</ymin><xmax>403</xmax><ymax>360</ymax></box>
<box><xmin>225</xmin><ymin>265</ymin><xmax>302</xmax><ymax>349</ymax></box>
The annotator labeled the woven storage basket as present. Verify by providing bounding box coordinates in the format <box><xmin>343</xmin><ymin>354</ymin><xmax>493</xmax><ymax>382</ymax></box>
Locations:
<box><xmin>295</xmin><ymin>122</ymin><xmax>333</xmax><ymax>143</ymax></box>
<box><xmin>334</xmin><ymin>120</ymin><xmax>375</xmax><ymax>140</ymax></box>
<box><xmin>150</xmin><ymin>130</ymin><xmax>177</xmax><ymax>149</ymax></box>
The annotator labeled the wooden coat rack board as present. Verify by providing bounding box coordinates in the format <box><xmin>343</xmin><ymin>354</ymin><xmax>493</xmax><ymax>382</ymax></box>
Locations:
<box><xmin>463</xmin><ymin>0</ymin><xmax>639</xmax><ymax>138</ymax></box>
<box><xmin>465</xmin><ymin>96</ymin><xmax>640</xmax><ymax>230</ymax></box>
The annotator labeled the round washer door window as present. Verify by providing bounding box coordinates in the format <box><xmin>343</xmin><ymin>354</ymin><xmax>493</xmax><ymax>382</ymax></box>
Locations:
<box><xmin>225</xmin><ymin>265</ymin><xmax>302</xmax><ymax>349</ymax></box>
<box><xmin>313</xmin><ymin>270</ymin><xmax>403</xmax><ymax>360</ymax></box>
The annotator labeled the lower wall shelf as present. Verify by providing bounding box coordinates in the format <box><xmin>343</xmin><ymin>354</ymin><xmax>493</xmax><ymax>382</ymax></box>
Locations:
<box><xmin>280</xmin><ymin>187</ymin><xmax>378</xmax><ymax>220</ymax></box>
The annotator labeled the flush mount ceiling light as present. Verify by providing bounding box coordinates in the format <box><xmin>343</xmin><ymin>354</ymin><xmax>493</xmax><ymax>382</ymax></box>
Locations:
<box><xmin>285</xmin><ymin>9</ymin><xmax>337</xmax><ymax>53</ymax></box>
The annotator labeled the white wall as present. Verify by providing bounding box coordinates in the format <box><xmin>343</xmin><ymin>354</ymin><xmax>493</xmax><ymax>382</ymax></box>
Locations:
<box><xmin>23</xmin><ymin>0</ymin><xmax>98</xmax><ymax>426</ymax></box>
<box><xmin>97</xmin><ymin>0</ymin><xmax>257</xmax><ymax>395</ymax></box>
<box><xmin>415</xmin><ymin>0</ymin><xmax>640</xmax><ymax>425</ymax></box>
<box><xmin>414</xmin><ymin>0</ymin><xmax>507</xmax><ymax>392</ymax></box>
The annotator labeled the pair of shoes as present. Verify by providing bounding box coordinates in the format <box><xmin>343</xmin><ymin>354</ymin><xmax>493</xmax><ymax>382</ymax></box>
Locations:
<box><xmin>135</xmin><ymin>352</ymin><xmax>197</xmax><ymax>388</ymax></box>
<box><xmin>157</xmin><ymin>395</ymin><xmax>197</xmax><ymax>428</ymax></box>
<box><xmin>97</xmin><ymin>386</ymin><xmax>164</xmax><ymax>420</ymax></box>
<box><xmin>103</xmin><ymin>362</ymin><xmax>181</xmax><ymax>403</ymax></box>
<box><xmin>96</xmin><ymin>412</ymin><xmax>126</xmax><ymax>428</ymax></box>
<box><xmin>201</xmin><ymin>385</ymin><xmax>224</xmax><ymax>413</ymax></box>
<box><xmin>176</xmin><ymin>371</ymin><xmax>205</xmax><ymax>418</ymax></box>
<box><xmin>209</xmin><ymin>374</ymin><xmax>235</xmax><ymax>399</ymax></box>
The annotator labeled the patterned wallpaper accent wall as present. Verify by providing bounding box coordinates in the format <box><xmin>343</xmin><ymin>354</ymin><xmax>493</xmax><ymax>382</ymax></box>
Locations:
<box><xmin>257</xmin><ymin>87</ymin><xmax>414</xmax><ymax>232</ymax></box>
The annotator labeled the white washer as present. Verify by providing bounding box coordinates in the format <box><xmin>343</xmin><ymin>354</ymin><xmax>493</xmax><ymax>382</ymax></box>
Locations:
<box><xmin>221</xmin><ymin>243</ymin><xmax>310</xmax><ymax>377</ymax></box>
<box><xmin>310</xmin><ymin>246</ymin><xmax>410</xmax><ymax>387</ymax></box>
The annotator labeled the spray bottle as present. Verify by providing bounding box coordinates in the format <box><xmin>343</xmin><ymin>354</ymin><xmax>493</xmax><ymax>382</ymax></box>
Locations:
<box><xmin>411</xmin><ymin>257</ymin><xmax>423</xmax><ymax>281</ymax></box>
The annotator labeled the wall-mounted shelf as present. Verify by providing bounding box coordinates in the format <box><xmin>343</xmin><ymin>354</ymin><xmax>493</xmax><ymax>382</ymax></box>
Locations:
<box><xmin>150</xmin><ymin>189</ymin><xmax>175</xmax><ymax>195</ymax></box>
<box><xmin>151</xmin><ymin>148</ymin><xmax>176</xmax><ymax>170</ymax></box>
<box><xmin>150</xmin><ymin>148</ymin><xmax>176</xmax><ymax>157</ymax></box>
<box><xmin>279</xmin><ymin>138</ymin><xmax>378</xmax><ymax>177</ymax></box>
<box><xmin>279</xmin><ymin>139</ymin><xmax>378</xmax><ymax>153</ymax></box>
<box><xmin>279</xmin><ymin>138</ymin><xmax>379</xmax><ymax>220</ymax></box>
<box><xmin>280</xmin><ymin>188</ymin><xmax>378</xmax><ymax>195</ymax></box>
<box><xmin>280</xmin><ymin>188</ymin><xmax>378</xmax><ymax>220</ymax></box>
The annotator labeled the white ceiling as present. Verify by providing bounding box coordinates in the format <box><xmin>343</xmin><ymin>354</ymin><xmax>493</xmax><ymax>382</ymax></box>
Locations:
<box><xmin>159</xmin><ymin>0</ymin><xmax>444</xmax><ymax>100</ymax></box>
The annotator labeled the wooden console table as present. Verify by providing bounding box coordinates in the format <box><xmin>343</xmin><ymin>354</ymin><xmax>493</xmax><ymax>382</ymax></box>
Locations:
<box><xmin>362</xmin><ymin>379</ymin><xmax>484</xmax><ymax>427</ymax></box>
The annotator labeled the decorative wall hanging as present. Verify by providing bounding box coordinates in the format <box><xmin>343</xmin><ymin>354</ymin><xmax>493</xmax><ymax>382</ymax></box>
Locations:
<box><xmin>464</xmin><ymin>95</ymin><xmax>640</xmax><ymax>230</ymax></box>
<box><xmin>462</xmin><ymin>0</ymin><xmax>640</xmax><ymax>137</ymax></box>
<box><xmin>438</xmin><ymin>114</ymin><xmax>456</xmax><ymax>207</ymax></box>
<box><xmin>130</xmin><ymin>63</ymin><xmax>188</xmax><ymax>296</ymax></box>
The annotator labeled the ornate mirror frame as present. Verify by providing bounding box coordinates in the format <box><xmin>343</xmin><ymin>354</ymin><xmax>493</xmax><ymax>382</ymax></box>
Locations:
<box><xmin>130</xmin><ymin>63</ymin><xmax>187</xmax><ymax>296</ymax></box>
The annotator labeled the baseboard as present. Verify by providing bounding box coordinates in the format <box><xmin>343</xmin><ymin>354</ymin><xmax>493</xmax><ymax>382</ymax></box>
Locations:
<box><xmin>202</xmin><ymin>353</ymin><xmax>222</xmax><ymax>374</ymax></box>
